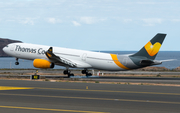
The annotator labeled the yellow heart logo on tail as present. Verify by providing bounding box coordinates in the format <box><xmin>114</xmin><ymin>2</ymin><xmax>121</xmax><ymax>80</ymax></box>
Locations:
<box><xmin>144</xmin><ymin>41</ymin><xmax>161</xmax><ymax>56</ymax></box>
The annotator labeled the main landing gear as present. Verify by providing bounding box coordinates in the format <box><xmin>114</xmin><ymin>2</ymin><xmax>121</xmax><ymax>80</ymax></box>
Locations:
<box><xmin>82</xmin><ymin>69</ymin><xmax>92</xmax><ymax>77</ymax></box>
<box><xmin>15</xmin><ymin>58</ymin><xmax>19</xmax><ymax>65</ymax></box>
<box><xmin>63</xmin><ymin>69</ymin><xmax>92</xmax><ymax>78</ymax></box>
<box><xmin>63</xmin><ymin>70</ymin><xmax>74</xmax><ymax>78</ymax></box>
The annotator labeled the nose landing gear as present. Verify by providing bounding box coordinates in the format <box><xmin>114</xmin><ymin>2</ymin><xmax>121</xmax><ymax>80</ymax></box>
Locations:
<box><xmin>15</xmin><ymin>58</ymin><xmax>19</xmax><ymax>65</ymax></box>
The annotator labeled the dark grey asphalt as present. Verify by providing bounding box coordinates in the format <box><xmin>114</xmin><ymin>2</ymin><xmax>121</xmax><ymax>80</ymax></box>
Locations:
<box><xmin>0</xmin><ymin>80</ymin><xmax>180</xmax><ymax>113</ymax></box>
<box><xmin>1</xmin><ymin>69</ymin><xmax>180</xmax><ymax>84</ymax></box>
<box><xmin>2</xmin><ymin>69</ymin><xmax>180</xmax><ymax>76</ymax></box>
<box><xmin>85</xmin><ymin>76</ymin><xmax>180</xmax><ymax>84</ymax></box>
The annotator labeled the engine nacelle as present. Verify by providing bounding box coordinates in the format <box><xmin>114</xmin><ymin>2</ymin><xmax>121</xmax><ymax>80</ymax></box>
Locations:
<box><xmin>33</xmin><ymin>59</ymin><xmax>54</xmax><ymax>69</ymax></box>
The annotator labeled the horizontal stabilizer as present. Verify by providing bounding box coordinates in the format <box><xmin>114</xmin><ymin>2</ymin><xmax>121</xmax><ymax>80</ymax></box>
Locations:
<box><xmin>140</xmin><ymin>60</ymin><xmax>162</xmax><ymax>66</ymax></box>
<box><xmin>160</xmin><ymin>59</ymin><xmax>177</xmax><ymax>62</ymax></box>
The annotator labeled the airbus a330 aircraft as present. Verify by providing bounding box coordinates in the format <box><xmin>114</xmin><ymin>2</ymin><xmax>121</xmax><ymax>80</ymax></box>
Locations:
<box><xmin>3</xmin><ymin>33</ymin><xmax>166</xmax><ymax>77</ymax></box>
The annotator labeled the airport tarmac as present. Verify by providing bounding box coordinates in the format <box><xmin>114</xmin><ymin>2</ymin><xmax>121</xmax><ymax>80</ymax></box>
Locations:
<box><xmin>0</xmin><ymin>69</ymin><xmax>180</xmax><ymax>85</ymax></box>
<box><xmin>0</xmin><ymin>80</ymin><xmax>180</xmax><ymax>113</ymax></box>
<box><xmin>1</xmin><ymin>69</ymin><xmax>180</xmax><ymax>76</ymax></box>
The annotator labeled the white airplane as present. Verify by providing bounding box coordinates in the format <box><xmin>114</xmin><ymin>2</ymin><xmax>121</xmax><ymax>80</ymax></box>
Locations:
<box><xmin>3</xmin><ymin>33</ymin><xmax>166</xmax><ymax>77</ymax></box>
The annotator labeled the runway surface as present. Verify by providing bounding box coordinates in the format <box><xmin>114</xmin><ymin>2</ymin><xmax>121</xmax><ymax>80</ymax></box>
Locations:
<box><xmin>0</xmin><ymin>80</ymin><xmax>180</xmax><ymax>113</ymax></box>
<box><xmin>1</xmin><ymin>69</ymin><xmax>180</xmax><ymax>84</ymax></box>
<box><xmin>82</xmin><ymin>76</ymin><xmax>180</xmax><ymax>84</ymax></box>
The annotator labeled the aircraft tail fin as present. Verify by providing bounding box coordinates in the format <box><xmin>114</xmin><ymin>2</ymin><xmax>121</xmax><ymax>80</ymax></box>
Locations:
<box><xmin>131</xmin><ymin>33</ymin><xmax>166</xmax><ymax>60</ymax></box>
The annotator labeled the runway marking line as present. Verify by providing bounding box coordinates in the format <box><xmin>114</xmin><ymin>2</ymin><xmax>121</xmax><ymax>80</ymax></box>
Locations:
<box><xmin>0</xmin><ymin>86</ymin><xmax>33</xmax><ymax>90</ymax></box>
<box><xmin>0</xmin><ymin>93</ymin><xmax>180</xmax><ymax>105</ymax></box>
<box><xmin>0</xmin><ymin>105</ymin><xmax>109</xmax><ymax>113</ymax></box>
<box><xmin>34</xmin><ymin>87</ymin><xmax>180</xmax><ymax>96</ymax></box>
<box><xmin>1</xmin><ymin>85</ymin><xmax>180</xmax><ymax>96</ymax></box>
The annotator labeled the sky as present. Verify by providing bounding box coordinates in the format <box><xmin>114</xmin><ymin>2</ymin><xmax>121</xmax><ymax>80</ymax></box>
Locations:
<box><xmin>0</xmin><ymin>0</ymin><xmax>180</xmax><ymax>51</ymax></box>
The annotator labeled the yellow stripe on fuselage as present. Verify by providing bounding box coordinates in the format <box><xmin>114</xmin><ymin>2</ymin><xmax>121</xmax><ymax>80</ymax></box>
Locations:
<box><xmin>110</xmin><ymin>54</ymin><xmax>130</xmax><ymax>70</ymax></box>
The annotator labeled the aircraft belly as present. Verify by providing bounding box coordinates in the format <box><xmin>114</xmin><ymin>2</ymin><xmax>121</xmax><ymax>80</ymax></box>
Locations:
<box><xmin>86</xmin><ymin>58</ymin><xmax>125</xmax><ymax>71</ymax></box>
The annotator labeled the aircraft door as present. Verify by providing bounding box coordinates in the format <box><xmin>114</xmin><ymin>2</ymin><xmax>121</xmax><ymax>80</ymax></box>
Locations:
<box><xmin>82</xmin><ymin>53</ymin><xmax>87</xmax><ymax>61</ymax></box>
<box><xmin>123</xmin><ymin>58</ymin><xmax>128</xmax><ymax>65</ymax></box>
<box><xmin>11</xmin><ymin>44</ymin><xmax>20</xmax><ymax>55</ymax></box>
<box><xmin>10</xmin><ymin>44</ymin><xmax>15</xmax><ymax>51</ymax></box>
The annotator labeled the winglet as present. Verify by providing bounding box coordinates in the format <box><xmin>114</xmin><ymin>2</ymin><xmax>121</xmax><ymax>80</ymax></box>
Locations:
<box><xmin>48</xmin><ymin>47</ymin><xmax>53</xmax><ymax>52</ymax></box>
<box><xmin>46</xmin><ymin>47</ymin><xmax>53</xmax><ymax>58</ymax></box>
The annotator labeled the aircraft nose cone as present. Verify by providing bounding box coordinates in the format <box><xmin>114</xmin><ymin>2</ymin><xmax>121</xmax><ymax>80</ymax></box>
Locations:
<box><xmin>3</xmin><ymin>45</ymin><xmax>8</xmax><ymax>53</ymax></box>
<box><xmin>3</xmin><ymin>46</ymin><xmax>6</xmax><ymax>52</ymax></box>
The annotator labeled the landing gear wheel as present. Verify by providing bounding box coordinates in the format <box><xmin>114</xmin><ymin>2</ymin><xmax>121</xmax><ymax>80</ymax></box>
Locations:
<box><xmin>15</xmin><ymin>58</ymin><xmax>19</xmax><ymax>65</ymax></box>
<box><xmin>64</xmin><ymin>69</ymin><xmax>74</xmax><ymax>78</ymax></box>
<box><xmin>82</xmin><ymin>70</ymin><xmax>86</xmax><ymax>74</ymax></box>
<box><xmin>82</xmin><ymin>69</ymin><xmax>92</xmax><ymax>77</ymax></box>
<box><xmin>63</xmin><ymin>70</ymin><xmax>70</xmax><ymax>75</ymax></box>
<box><xmin>86</xmin><ymin>73</ymin><xmax>92</xmax><ymax>77</ymax></box>
<box><xmin>71</xmin><ymin>74</ymin><xmax>74</xmax><ymax>76</ymax></box>
<box><xmin>68</xmin><ymin>73</ymin><xmax>74</xmax><ymax>78</ymax></box>
<box><xmin>15</xmin><ymin>62</ymin><xmax>19</xmax><ymax>65</ymax></box>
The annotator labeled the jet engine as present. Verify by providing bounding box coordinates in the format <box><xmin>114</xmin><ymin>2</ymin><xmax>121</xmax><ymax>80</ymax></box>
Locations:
<box><xmin>33</xmin><ymin>59</ymin><xmax>54</xmax><ymax>68</ymax></box>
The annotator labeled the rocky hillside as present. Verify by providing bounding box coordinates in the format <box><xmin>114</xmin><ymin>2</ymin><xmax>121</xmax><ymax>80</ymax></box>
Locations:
<box><xmin>0</xmin><ymin>38</ymin><xmax>22</xmax><ymax>57</ymax></box>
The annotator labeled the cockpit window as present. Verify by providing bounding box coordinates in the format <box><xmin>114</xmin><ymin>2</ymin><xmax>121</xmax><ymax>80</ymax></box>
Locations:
<box><xmin>6</xmin><ymin>45</ymin><xmax>8</xmax><ymax>47</ymax></box>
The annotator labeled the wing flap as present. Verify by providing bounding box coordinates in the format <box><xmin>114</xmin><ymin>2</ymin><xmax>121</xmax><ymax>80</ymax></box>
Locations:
<box><xmin>45</xmin><ymin>47</ymin><xmax>77</xmax><ymax>67</ymax></box>
<box><xmin>45</xmin><ymin>47</ymin><xmax>92</xmax><ymax>68</ymax></box>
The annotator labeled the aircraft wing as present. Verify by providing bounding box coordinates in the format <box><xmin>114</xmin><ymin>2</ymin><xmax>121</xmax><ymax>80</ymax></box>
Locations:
<box><xmin>45</xmin><ymin>47</ymin><xmax>91</xmax><ymax>68</ymax></box>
